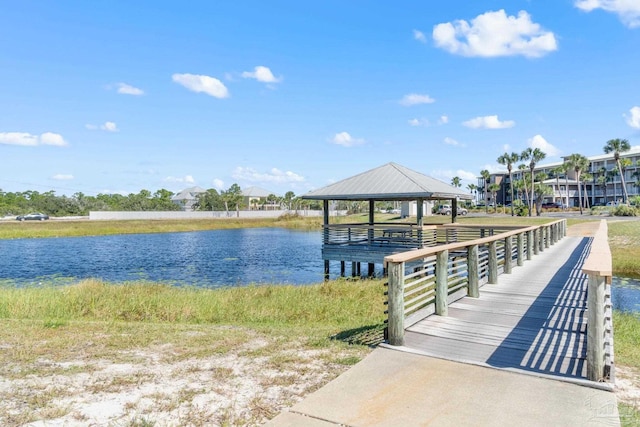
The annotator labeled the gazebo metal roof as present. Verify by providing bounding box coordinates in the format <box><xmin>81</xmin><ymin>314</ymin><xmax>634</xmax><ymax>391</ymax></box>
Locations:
<box><xmin>302</xmin><ymin>162</ymin><xmax>473</xmax><ymax>201</ymax></box>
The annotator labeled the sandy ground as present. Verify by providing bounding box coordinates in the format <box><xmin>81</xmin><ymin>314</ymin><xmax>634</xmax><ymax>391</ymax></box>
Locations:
<box><xmin>1</xmin><ymin>344</ymin><xmax>638</xmax><ymax>426</ymax></box>
<box><xmin>0</xmin><ymin>336</ymin><xmax>367</xmax><ymax>427</ymax></box>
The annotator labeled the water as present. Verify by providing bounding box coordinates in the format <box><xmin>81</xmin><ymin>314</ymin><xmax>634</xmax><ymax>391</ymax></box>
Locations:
<box><xmin>0</xmin><ymin>228</ymin><xmax>333</xmax><ymax>288</ymax></box>
<box><xmin>2</xmin><ymin>229</ymin><xmax>640</xmax><ymax>312</ymax></box>
<box><xmin>611</xmin><ymin>276</ymin><xmax>640</xmax><ymax>313</ymax></box>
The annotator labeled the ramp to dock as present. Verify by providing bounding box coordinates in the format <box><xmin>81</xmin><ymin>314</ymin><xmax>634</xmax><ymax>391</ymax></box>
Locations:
<box><xmin>399</xmin><ymin>235</ymin><xmax>593</xmax><ymax>382</ymax></box>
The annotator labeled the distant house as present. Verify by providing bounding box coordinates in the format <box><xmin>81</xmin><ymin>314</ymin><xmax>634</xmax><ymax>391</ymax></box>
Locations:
<box><xmin>171</xmin><ymin>186</ymin><xmax>207</xmax><ymax>211</ymax></box>
<box><xmin>242</xmin><ymin>186</ymin><xmax>279</xmax><ymax>210</ymax></box>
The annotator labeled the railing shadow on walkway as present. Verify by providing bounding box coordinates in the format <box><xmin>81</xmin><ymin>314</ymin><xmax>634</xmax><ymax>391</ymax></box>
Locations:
<box><xmin>485</xmin><ymin>237</ymin><xmax>593</xmax><ymax>379</ymax></box>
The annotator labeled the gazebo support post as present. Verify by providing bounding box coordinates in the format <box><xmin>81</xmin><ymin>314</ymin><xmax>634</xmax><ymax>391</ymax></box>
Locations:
<box><xmin>323</xmin><ymin>200</ymin><xmax>330</xmax><ymax>280</ymax></box>
<box><xmin>451</xmin><ymin>198</ymin><xmax>458</xmax><ymax>223</ymax></box>
<box><xmin>368</xmin><ymin>200</ymin><xmax>376</xmax><ymax>277</ymax></box>
<box><xmin>417</xmin><ymin>198</ymin><xmax>424</xmax><ymax>248</ymax></box>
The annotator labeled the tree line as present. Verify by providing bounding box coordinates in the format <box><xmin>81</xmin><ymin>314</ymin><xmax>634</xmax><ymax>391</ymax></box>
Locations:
<box><xmin>0</xmin><ymin>183</ymin><xmax>328</xmax><ymax>217</ymax></box>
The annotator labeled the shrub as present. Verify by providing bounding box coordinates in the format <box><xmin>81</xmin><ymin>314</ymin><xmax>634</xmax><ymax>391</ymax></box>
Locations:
<box><xmin>512</xmin><ymin>200</ymin><xmax>528</xmax><ymax>216</ymax></box>
<box><xmin>613</xmin><ymin>205</ymin><xmax>638</xmax><ymax>217</ymax></box>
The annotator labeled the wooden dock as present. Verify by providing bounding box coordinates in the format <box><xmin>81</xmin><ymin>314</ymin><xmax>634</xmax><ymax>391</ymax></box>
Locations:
<box><xmin>391</xmin><ymin>234</ymin><xmax>598</xmax><ymax>383</ymax></box>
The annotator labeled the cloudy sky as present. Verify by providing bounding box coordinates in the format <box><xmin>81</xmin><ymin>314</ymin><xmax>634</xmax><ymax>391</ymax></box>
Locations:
<box><xmin>1</xmin><ymin>1</ymin><xmax>639</xmax><ymax>196</ymax></box>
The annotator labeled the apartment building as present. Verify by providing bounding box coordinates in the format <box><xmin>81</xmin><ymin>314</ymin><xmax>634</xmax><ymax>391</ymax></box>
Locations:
<box><xmin>478</xmin><ymin>147</ymin><xmax>640</xmax><ymax>208</ymax></box>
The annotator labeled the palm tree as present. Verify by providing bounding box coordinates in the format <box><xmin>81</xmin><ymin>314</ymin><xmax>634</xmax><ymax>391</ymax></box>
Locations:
<box><xmin>552</xmin><ymin>164</ymin><xmax>567</xmax><ymax>207</ymax></box>
<box><xmin>488</xmin><ymin>183</ymin><xmax>501</xmax><ymax>213</ymax></box>
<box><xmin>620</xmin><ymin>158</ymin><xmax>633</xmax><ymax>202</ymax></box>
<box><xmin>608</xmin><ymin>169</ymin><xmax>619</xmax><ymax>203</ymax></box>
<box><xmin>603</xmin><ymin>138</ymin><xmax>631</xmax><ymax>203</ymax></box>
<box><xmin>533</xmin><ymin>178</ymin><xmax>553</xmax><ymax>216</ymax></box>
<box><xmin>497</xmin><ymin>152</ymin><xmax>520</xmax><ymax>216</ymax></box>
<box><xmin>451</xmin><ymin>176</ymin><xmax>461</xmax><ymax>188</ymax></box>
<box><xmin>632</xmin><ymin>169</ymin><xmax>640</xmax><ymax>195</ymax></box>
<box><xmin>480</xmin><ymin>169</ymin><xmax>491</xmax><ymax>213</ymax></box>
<box><xmin>521</xmin><ymin>148</ymin><xmax>546</xmax><ymax>216</ymax></box>
<box><xmin>467</xmin><ymin>183</ymin><xmax>478</xmax><ymax>205</ymax></box>
<box><xmin>581</xmin><ymin>172</ymin><xmax>593</xmax><ymax>209</ymax></box>
<box><xmin>513</xmin><ymin>179</ymin><xmax>525</xmax><ymax>204</ymax></box>
<box><xmin>518</xmin><ymin>163</ymin><xmax>529</xmax><ymax>213</ymax></box>
<box><xmin>566</xmin><ymin>153</ymin><xmax>589</xmax><ymax>215</ymax></box>
<box><xmin>597</xmin><ymin>174</ymin><xmax>608</xmax><ymax>204</ymax></box>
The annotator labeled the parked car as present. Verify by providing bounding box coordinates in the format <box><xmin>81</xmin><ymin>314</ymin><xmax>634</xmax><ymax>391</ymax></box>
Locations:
<box><xmin>541</xmin><ymin>202</ymin><xmax>562</xmax><ymax>209</ymax></box>
<box><xmin>16</xmin><ymin>212</ymin><xmax>49</xmax><ymax>221</ymax></box>
<box><xmin>437</xmin><ymin>205</ymin><xmax>468</xmax><ymax>215</ymax></box>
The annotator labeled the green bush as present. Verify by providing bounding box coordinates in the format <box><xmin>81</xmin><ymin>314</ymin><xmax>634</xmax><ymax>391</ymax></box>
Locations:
<box><xmin>613</xmin><ymin>205</ymin><xmax>638</xmax><ymax>216</ymax></box>
<box><xmin>512</xmin><ymin>200</ymin><xmax>528</xmax><ymax>216</ymax></box>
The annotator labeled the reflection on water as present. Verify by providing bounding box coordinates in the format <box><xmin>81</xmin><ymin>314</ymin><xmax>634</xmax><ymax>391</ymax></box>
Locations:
<box><xmin>612</xmin><ymin>276</ymin><xmax>640</xmax><ymax>313</ymax></box>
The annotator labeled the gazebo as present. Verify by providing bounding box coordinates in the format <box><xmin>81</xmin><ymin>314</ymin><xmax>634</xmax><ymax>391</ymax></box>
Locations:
<box><xmin>301</xmin><ymin>162</ymin><xmax>473</xmax><ymax>278</ymax></box>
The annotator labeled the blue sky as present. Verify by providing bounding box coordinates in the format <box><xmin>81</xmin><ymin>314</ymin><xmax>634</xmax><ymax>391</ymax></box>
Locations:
<box><xmin>1</xmin><ymin>1</ymin><xmax>639</xmax><ymax>197</ymax></box>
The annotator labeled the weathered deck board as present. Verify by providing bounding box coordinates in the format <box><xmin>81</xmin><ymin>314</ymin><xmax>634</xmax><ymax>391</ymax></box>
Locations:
<box><xmin>402</xmin><ymin>235</ymin><xmax>591</xmax><ymax>380</ymax></box>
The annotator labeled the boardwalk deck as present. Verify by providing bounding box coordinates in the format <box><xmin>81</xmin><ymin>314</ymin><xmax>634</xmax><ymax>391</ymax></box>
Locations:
<box><xmin>396</xmin><ymin>235</ymin><xmax>594</xmax><ymax>382</ymax></box>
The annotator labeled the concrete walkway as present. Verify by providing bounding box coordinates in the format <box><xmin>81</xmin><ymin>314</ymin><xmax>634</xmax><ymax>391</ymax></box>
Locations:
<box><xmin>266</xmin><ymin>347</ymin><xmax>619</xmax><ymax>426</ymax></box>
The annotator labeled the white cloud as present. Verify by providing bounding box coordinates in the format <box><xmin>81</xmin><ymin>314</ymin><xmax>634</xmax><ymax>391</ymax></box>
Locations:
<box><xmin>433</xmin><ymin>9</ymin><xmax>558</xmax><ymax>58</ymax></box>
<box><xmin>457</xmin><ymin>170</ymin><xmax>479</xmax><ymax>181</ymax></box>
<box><xmin>408</xmin><ymin>118</ymin><xmax>430</xmax><ymax>127</ymax></box>
<box><xmin>331</xmin><ymin>132</ymin><xmax>365</xmax><ymax>147</ymax></box>
<box><xmin>528</xmin><ymin>134</ymin><xmax>561</xmax><ymax>156</ymax></box>
<box><xmin>116</xmin><ymin>82</ymin><xmax>144</xmax><ymax>96</ymax></box>
<box><xmin>40</xmin><ymin>132</ymin><xmax>67</xmax><ymax>146</ymax></box>
<box><xmin>438</xmin><ymin>115</ymin><xmax>449</xmax><ymax>124</ymax></box>
<box><xmin>101</xmin><ymin>122</ymin><xmax>118</xmax><ymax>132</ymax></box>
<box><xmin>241</xmin><ymin>66</ymin><xmax>282</xmax><ymax>83</ymax></box>
<box><xmin>164</xmin><ymin>175</ymin><xmax>196</xmax><ymax>184</ymax></box>
<box><xmin>212</xmin><ymin>179</ymin><xmax>225</xmax><ymax>190</ymax></box>
<box><xmin>172</xmin><ymin>73</ymin><xmax>229</xmax><ymax>98</ymax></box>
<box><xmin>463</xmin><ymin>115</ymin><xmax>515</xmax><ymax>129</ymax></box>
<box><xmin>399</xmin><ymin>93</ymin><xmax>435</xmax><ymax>106</ymax></box>
<box><xmin>503</xmin><ymin>144</ymin><xmax>512</xmax><ymax>152</ymax></box>
<box><xmin>232</xmin><ymin>167</ymin><xmax>305</xmax><ymax>183</ymax></box>
<box><xmin>52</xmin><ymin>174</ymin><xmax>74</xmax><ymax>180</ymax></box>
<box><xmin>444</xmin><ymin>137</ymin><xmax>462</xmax><ymax>146</ymax></box>
<box><xmin>86</xmin><ymin>122</ymin><xmax>119</xmax><ymax>132</ymax></box>
<box><xmin>431</xmin><ymin>169</ymin><xmax>477</xmax><ymax>183</ymax></box>
<box><xmin>480</xmin><ymin>163</ymin><xmax>504</xmax><ymax>174</ymax></box>
<box><xmin>413</xmin><ymin>29</ymin><xmax>427</xmax><ymax>43</ymax></box>
<box><xmin>0</xmin><ymin>132</ymin><xmax>39</xmax><ymax>146</ymax></box>
<box><xmin>624</xmin><ymin>106</ymin><xmax>640</xmax><ymax>128</ymax></box>
<box><xmin>575</xmin><ymin>0</ymin><xmax>640</xmax><ymax>28</ymax></box>
<box><xmin>0</xmin><ymin>131</ymin><xmax>68</xmax><ymax>147</ymax></box>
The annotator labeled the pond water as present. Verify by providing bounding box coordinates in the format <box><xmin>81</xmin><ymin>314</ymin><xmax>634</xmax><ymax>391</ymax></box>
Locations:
<box><xmin>0</xmin><ymin>228</ymin><xmax>332</xmax><ymax>288</ymax></box>
<box><xmin>1</xmin><ymin>228</ymin><xmax>639</xmax><ymax>312</ymax></box>
<box><xmin>611</xmin><ymin>276</ymin><xmax>640</xmax><ymax>313</ymax></box>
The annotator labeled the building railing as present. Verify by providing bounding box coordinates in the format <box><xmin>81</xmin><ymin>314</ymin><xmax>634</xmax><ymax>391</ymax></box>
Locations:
<box><xmin>384</xmin><ymin>220</ymin><xmax>567</xmax><ymax>346</ymax></box>
<box><xmin>582</xmin><ymin>220</ymin><xmax>615</xmax><ymax>382</ymax></box>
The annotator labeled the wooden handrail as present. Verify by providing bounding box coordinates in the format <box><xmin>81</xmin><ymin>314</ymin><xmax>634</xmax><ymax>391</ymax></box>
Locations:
<box><xmin>582</xmin><ymin>219</ymin><xmax>614</xmax><ymax>382</ymax></box>
<box><xmin>582</xmin><ymin>220</ymin><xmax>612</xmax><ymax>279</ymax></box>
<box><xmin>385</xmin><ymin>225</ymin><xmax>544</xmax><ymax>263</ymax></box>
<box><xmin>385</xmin><ymin>219</ymin><xmax>566</xmax><ymax>347</ymax></box>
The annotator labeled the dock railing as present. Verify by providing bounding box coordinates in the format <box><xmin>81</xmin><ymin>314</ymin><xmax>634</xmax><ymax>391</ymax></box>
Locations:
<box><xmin>581</xmin><ymin>220</ymin><xmax>615</xmax><ymax>382</ymax></box>
<box><xmin>323</xmin><ymin>223</ymin><xmax>439</xmax><ymax>249</ymax></box>
<box><xmin>384</xmin><ymin>219</ymin><xmax>567</xmax><ymax>347</ymax></box>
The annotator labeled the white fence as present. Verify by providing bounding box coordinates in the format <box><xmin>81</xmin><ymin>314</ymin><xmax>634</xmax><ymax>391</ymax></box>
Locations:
<box><xmin>88</xmin><ymin>210</ymin><xmax>345</xmax><ymax>220</ymax></box>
